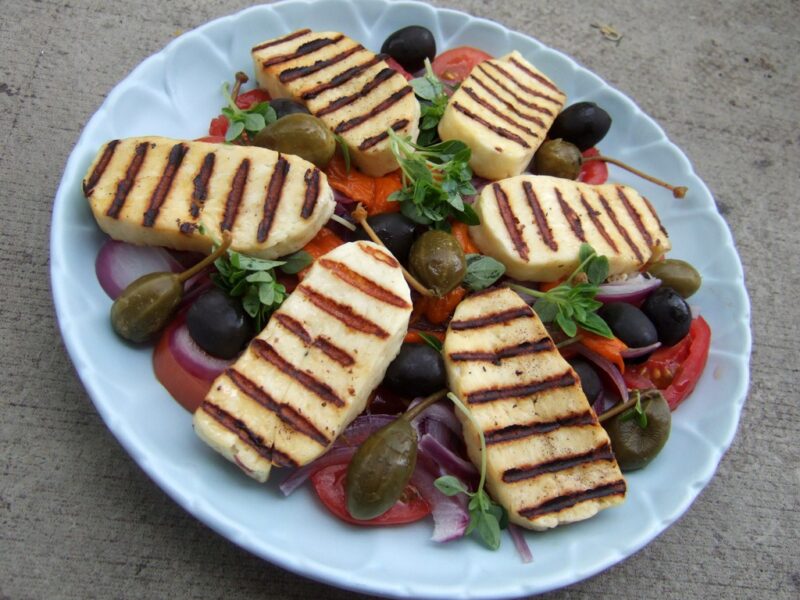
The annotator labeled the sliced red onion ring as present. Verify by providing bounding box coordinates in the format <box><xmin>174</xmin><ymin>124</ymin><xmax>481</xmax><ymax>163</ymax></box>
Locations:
<box><xmin>575</xmin><ymin>344</ymin><xmax>629</xmax><ymax>405</ymax></box>
<box><xmin>279</xmin><ymin>446</ymin><xmax>357</xmax><ymax>497</ymax></box>
<box><xmin>507</xmin><ymin>523</ymin><xmax>533</xmax><ymax>563</ymax></box>
<box><xmin>333</xmin><ymin>188</ymin><xmax>357</xmax><ymax>206</ymax></box>
<box><xmin>95</xmin><ymin>238</ymin><xmax>183</xmax><ymax>299</ymax></box>
<box><xmin>333</xmin><ymin>414</ymin><xmax>396</xmax><ymax>448</ymax></box>
<box><xmin>596</xmin><ymin>274</ymin><xmax>661</xmax><ymax>304</ymax></box>
<box><xmin>410</xmin><ymin>462</ymin><xmax>470</xmax><ymax>543</ymax></box>
<box><xmin>418</xmin><ymin>434</ymin><xmax>478</xmax><ymax>485</ymax></box>
<box><xmin>620</xmin><ymin>341</ymin><xmax>662</xmax><ymax>359</ymax></box>
<box><xmin>168</xmin><ymin>318</ymin><xmax>233</xmax><ymax>381</ymax></box>
<box><xmin>409</xmin><ymin>398</ymin><xmax>462</xmax><ymax>436</ymax></box>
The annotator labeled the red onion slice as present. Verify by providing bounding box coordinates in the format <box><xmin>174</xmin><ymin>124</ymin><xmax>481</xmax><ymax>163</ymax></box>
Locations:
<box><xmin>168</xmin><ymin>318</ymin><xmax>233</xmax><ymax>381</ymax></box>
<box><xmin>409</xmin><ymin>399</ymin><xmax>462</xmax><ymax>436</ymax></box>
<box><xmin>95</xmin><ymin>239</ymin><xmax>183</xmax><ymax>299</ymax></box>
<box><xmin>333</xmin><ymin>414</ymin><xmax>396</xmax><ymax>448</ymax></box>
<box><xmin>410</xmin><ymin>462</ymin><xmax>470</xmax><ymax>543</ymax></box>
<box><xmin>575</xmin><ymin>344</ymin><xmax>629</xmax><ymax>405</ymax></box>
<box><xmin>279</xmin><ymin>446</ymin><xmax>357</xmax><ymax>497</ymax></box>
<box><xmin>596</xmin><ymin>274</ymin><xmax>661</xmax><ymax>304</ymax></box>
<box><xmin>507</xmin><ymin>523</ymin><xmax>533</xmax><ymax>563</ymax></box>
<box><xmin>418</xmin><ymin>434</ymin><xmax>478</xmax><ymax>486</ymax></box>
<box><xmin>620</xmin><ymin>341</ymin><xmax>662</xmax><ymax>359</ymax></box>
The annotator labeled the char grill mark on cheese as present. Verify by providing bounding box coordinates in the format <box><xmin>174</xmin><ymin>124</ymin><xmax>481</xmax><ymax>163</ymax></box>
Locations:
<box><xmin>143</xmin><ymin>143</ymin><xmax>188</xmax><ymax>227</ymax></box>
<box><xmin>522</xmin><ymin>180</ymin><xmax>558</xmax><ymax>251</ymax></box>
<box><xmin>466</xmin><ymin>370</ymin><xmax>577</xmax><ymax>405</ymax></box>
<box><xmin>448</xmin><ymin>338</ymin><xmax>554</xmax><ymax>363</ymax></box>
<box><xmin>221</xmin><ymin>159</ymin><xmax>250</xmax><ymax>232</ymax></box>
<box><xmin>273</xmin><ymin>313</ymin><xmax>355</xmax><ymax>367</ymax></box>
<box><xmin>358</xmin><ymin>242</ymin><xmax>399</xmax><ymax>267</ymax></box>
<box><xmin>252</xmin><ymin>28</ymin><xmax>311</xmax><ymax>52</ymax></box>
<box><xmin>297</xmin><ymin>285</ymin><xmax>390</xmax><ymax>338</ymax></box>
<box><xmin>301</xmin><ymin>168</ymin><xmax>320</xmax><ymax>219</ymax></box>
<box><xmin>508</xmin><ymin>55</ymin><xmax>564</xmax><ymax>95</ymax></box>
<box><xmin>83</xmin><ymin>139</ymin><xmax>119</xmax><ymax>195</ymax></box>
<box><xmin>106</xmin><ymin>141</ymin><xmax>149</xmax><ymax>218</ymax></box>
<box><xmin>251</xmin><ymin>339</ymin><xmax>345</xmax><ymax>408</ymax></box>
<box><xmin>318</xmin><ymin>258</ymin><xmax>411</xmax><ymax>308</ymax></box>
<box><xmin>597</xmin><ymin>191</ymin><xmax>644</xmax><ymax>262</ymax></box>
<box><xmin>616</xmin><ymin>186</ymin><xmax>653</xmax><ymax>247</ymax></box>
<box><xmin>257</xmin><ymin>156</ymin><xmax>290</xmax><ymax>243</ymax></box>
<box><xmin>484</xmin><ymin>411</ymin><xmax>596</xmax><ymax>445</ymax></box>
<box><xmin>300</xmin><ymin>55</ymin><xmax>384</xmax><ymax>101</ymax></box>
<box><xmin>359</xmin><ymin>119</ymin><xmax>409</xmax><ymax>151</ymax></box>
<box><xmin>450</xmin><ymin>306</ymin><xmax>533</xmax><ymax>331</ymax></box>
<box><xmin>556</xmin><ymin>188</ymin><xmax>586</xmax><ymax>242</ymax></box>
<box><xmin>190</xmin><ymin>152</ymin><xmax>216</xmax><ymax>218</ymax></box>
<box><xmin>460</xmin><ymin>86</ymin><xmax>539</xmax><ymax>136</ymax></box>
<box><xmin>279</xmin><ymin>44</ymin><xmax>364</xmax><ymax>84</ymax></box>
<box><xmin>226</xmin><ymin>368</ymin><xmax>331</xmax><ymax>447</ymax></box>
<box><xmin>579</xmin><ymin>191</ymin><xmax>618</xmax><ymax>252</ymax></box>
<box><xmin>261</xmin><ymin>35</ymin><xmax>345</xmax><ymax>68</ymax></box>
<box><xmin>518</xmin><ymin>481</ymin><xmax>627</xmax><ymax>520</ymax></box>
<box><xmin>469</xmin><ymin>74</ymin><xmax>549</xmax><ymax>124</ymax></box>
<box><xmin>475</xmin><ymin>65</ymin><xmax>554</xmax><ymax>116</ymax></box>
<box><xmin>452</xmin><ymin>102</ymin><xmax>531</xmax><ymax>148</ymax></box>
<box><xmin>643</xmin><ymin>196</ymin><xmax>669</xmax><ymax>238</ymax></box>
<box><xmin>493</xmin><ymin>183</ymin><xmax>530</xmax><ymax>260</ymax></box>
<box><xmin>314</xmin><ymin>67</ymin><xmax>396</xmax><ymax>117</ymax></box>
<box><xmin>333</xmin><ymin>87</ymin><xmax>414</xmax><ymax>134</ymax></box>
<box><xmin>483</xmin><ymin>61</ymin><xmax>563</xmax><ymax>106</ymax></box>
<box><xmin>503</xmin><ymin>443</ymin><xmax>615</xmax><ymax>483</ymax></box>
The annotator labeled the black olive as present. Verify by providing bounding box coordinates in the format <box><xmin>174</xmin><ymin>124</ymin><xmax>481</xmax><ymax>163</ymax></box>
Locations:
<box><xmin>598</xmin><ymin>302</ymin><xmax>658</xmax><ymax>349</ymax></box>
<box><xmin>549</xmin><ymin>102</ymin><xmax>612</xmax><ymax>151</ymax></box>
<box><xmin>269</xmin><ymin>98</ymin><xmax>310</xmax><ymax>120</ymax></box>
<box><xmin>641</xmin><ymin>287</ymin><xmax>692</xmax><ymax>346</ymax></box>
<box><xmin>381</xmin><ymin>25</ymin><xmax>437</xmax><ymax>73</ymax></box>
<box><xmin>186</xmin><ymin>288</ymin><xmax>254</xmax><ymax>359</ymax></box>
<box><xmin>353</xmin><ymin>213</ymin><xmax>417</xmax><ymax>263</ymax></box>
<box><xmin>383</xmin><ymin>343</ymin><xmax>446</xmax><ymax>397</ymax></box>
<box><xmin>569</xmin><ymin>358</ymin><xmax>602</xmax><ymax>403</ymax></box>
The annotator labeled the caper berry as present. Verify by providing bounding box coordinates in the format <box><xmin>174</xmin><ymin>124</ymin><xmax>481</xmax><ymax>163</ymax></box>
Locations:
<box><xmin>531</xmin><ymin>139</ymin><xmax>582</xmax><ymax>180</ymax></box>
<box><xmin>603</xmin><ymin>390</ymin><xmax>671</xmax><ymax>471</ymax></box>
<box><xmin>408</xmin><ymin>230</ymin><xmax>466</xmax><ymax>297</ymax></box>
<box><xmin>252</xmin><ymin>113</ymin><xmax>336</xmax><ymax>168</ymax></box>
<box><xmin>647</xmin><ymin>259</ymin><xmax>702</xmax><ymax>298</ymax></box>
<box><xmin>110</xmin><ymin>272</ymin><xmax>184</xmax><ymax>343</ymax></box>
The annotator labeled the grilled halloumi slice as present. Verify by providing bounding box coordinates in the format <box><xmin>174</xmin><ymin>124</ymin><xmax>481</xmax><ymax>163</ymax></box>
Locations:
<box><xmin>193</xmin><ymin>241</ymin><xmax>412</xmax><ymax>482</ymax></box>
<box><xmin>251</xmin><ymin>29</ymin><xmax>420</xmax><ymax>177</ymax></box>
<box><xmin>444</xmin><ymin>288</ymin><xmax>626</xmax><ymax>530</ymax></box>
<box><xmin>470</xmin><ymin>175</ymin><xmax>671</xmax><ymax>281</ymax></box>
<box><xmin>83</xmin><ymin>136</ymin><xmax>335</xmax><ymax>258</ymax></box>
<box><xmin>438</xmin><ymin>51</ymin><xmax>565</xmax><ymax>180</ymax></box>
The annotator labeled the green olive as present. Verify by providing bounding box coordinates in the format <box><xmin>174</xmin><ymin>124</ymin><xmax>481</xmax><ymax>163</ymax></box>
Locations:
<box><xmin>647</xmin><ymin>259</ymin><xmax>702</xmax><ymax>298</ymax></box>
<box><xmin>345</xmin><ymin>419</ymin><xmax>418</xmax><ymax>520</ymax></box>
<box><xmin>110</xmin><ymin>273</ymin><xmax>183</xmax><ymax>343</ymax></box>
<box><xmin>252</xmin><ymin>113</ymin><xmax>336</xmax><ymax>168</ymax></box>
<box><xmin>603</xmin><ymin>390</ymin><xmax>671</xmax><ymax>472</ymax></box>
<box><xmin>408</xmin><ymin>230</ymin><xmax>466</xmax><ymax>297</ymax></box>
<box><xmin>532</xmin><ymin>139</ymin><xmax>582</xmax><ymax>180</ymax></box>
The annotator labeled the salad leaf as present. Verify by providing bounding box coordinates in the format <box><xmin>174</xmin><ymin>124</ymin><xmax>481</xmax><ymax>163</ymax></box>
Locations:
<box><xmin>220</xmin><ymin>80</ymin><xmax>277</xmax><ymax>143</ymax></box>
<box><xmin>417</xmin><ymin>332</ymin><xmax>443</xmax><ymax>353</ymax></box>
<box><xmin>409</xmin><ymin>59</ymin><xmax>451</xmax><ymax>147</ymax></box>
<box><xmin>278</xmin><ymin>250</ymin><xmax>313</xmax><ymax>275</ymax></box>
<box><xmin>463</xmin><ymin>254</ymin><xmax>506</xmax><ymax>291</ymax></box>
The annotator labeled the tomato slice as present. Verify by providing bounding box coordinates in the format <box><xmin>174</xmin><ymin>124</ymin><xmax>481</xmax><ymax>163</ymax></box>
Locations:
<box><xmin>235</xmin><ymin>88</ymin><xmax>271</xmax><ymax>110</ymax></box>
<box><xmin>384</xmin><ymin>56</ymin><xmax>413</xmax><ymax>80</ymax></box>
<box><xmin>432</xmin><ymin>46</ymin><xmax>493</xmax><ymax>87</ymax></box>
<box><xmin>578</xmin><ymin>147</ymin><xmax>608</xmax><ymax>184</ymax></box>
<box><xmin>310</xmin><ymin>463</ymin><xmax>431</xmax><ymax>526</ymax></box>
<box><xmin>208</xmin><ymin>115</ymin><xmax>228</xmax><ymax>137</ymax></box>
<box><xmin>153</xmin><ymin>316</ymin><xmax>211</xmax><ymax>413</ymax></box>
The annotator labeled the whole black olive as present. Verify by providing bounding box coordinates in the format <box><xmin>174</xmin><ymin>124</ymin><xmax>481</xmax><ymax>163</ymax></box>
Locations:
<box><xmin>549</xmin><ymin>102</ymin><xmax>612</xmax><ymax>151</ymax></box>
<box><xmin>186</xmin><ymin>288</ymin><xmax>254</xmax><ymax>359</ymax></box>
<box><xmin>269</xmin><ymin>98</ymin><xmax>310</xmax><ymax>120</ymax></box>
<box><xmin>531</xmin><ymin>139</ymin><xmax>582</xmax><ymax>180</ymax></box>
<box><xmin>383</xmin><ymin>343</ymin><xmax>446</xmax><ymax>397</ymax></box>
<box><xmin>569</xmin><ymin>358</ymin><xmax>603</xmax><ymax>403</ymax></box>
<box><xmin>641</xmin><ymin>287</ymin><xmax>692</xmax><ymax>346</ymax></box>
<box><xmin>598</xmin><ymin>302</ymin><xmax>658</xmax><ymax>349</ymax></box>
<box><xmin>381</xmin><ymin>25</ymin><xmax>437</xmax><ymax>73</ymax></box>
<box><xmin>353</xmin><ymin>213</ymin><xmax>417</xmax><ymax>263</ymax></box>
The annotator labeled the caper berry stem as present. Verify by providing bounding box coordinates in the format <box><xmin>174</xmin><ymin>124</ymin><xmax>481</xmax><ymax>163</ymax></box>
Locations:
<box><xmin>176</xmin><ymin>231</ymin><xmax>232</xmax><ymax>284</ymax></box>
<box><xmin>583</xmin><ymin>155</ymin><xmax>688</xmax><ymax>198</ymax></box>
<box><xmin>402</xmin><ymin>389</ymin><xmax>448</xmax><ymax>422</ymax></box>
<box><xmin>598</xmin><ymin>393</ymin><xmax>643</xmax><ymax>423</ymax></box>
<box><xmin>352</xmin><ymin>204</ymin><xmax>435</xmax><ymax>297</ymax></box>
<box><xmin>230</xmin><ymin>71</ymin><xmax>249</xmax><ymax>102</ymax></box>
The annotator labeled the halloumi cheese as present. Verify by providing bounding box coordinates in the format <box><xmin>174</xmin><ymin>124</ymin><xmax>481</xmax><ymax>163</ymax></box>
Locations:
<box><xmin>251</xmin><ymin>29</ymin><xmax>420</xmax><ymax>177</ymax></box>
<box><xmin>193</xmin><ymin>241</ymin><xmax>412</xmax><ymax>482</ymax></box>
<box><xmin>438</xmin><ymin>51</ymin><xmax>566</xmax><ymax>180</ymax></box>
<box><xmin>82</xmin><ymin>136</ymin><xmax>335</xmax><ymax>258</ymax></box>
<box><xmin>470</xmin><ymin>175</ymin><xmax>671</xmax><ymax>281</ymax></box>
<box><xmin>444</xmin><ymin>288</ymin><xmax>626</xmax><ymax>530</ymax></box>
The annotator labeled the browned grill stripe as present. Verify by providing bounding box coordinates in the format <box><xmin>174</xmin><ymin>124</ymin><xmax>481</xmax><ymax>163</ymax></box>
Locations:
<box><xmin>508</xmin><ymin>56</ymin><xmax>564</xmax><ymax>96</ymax></box>
<box><xmin>519</xmin><ymin>480</ymin><xmax>626</xmax><ymax>520</ymax></box>
<box><xmin>466</xmin><ymin>370</ymin><xmax>577</xmax><ymax>404</ymax></box>
<box><xmin>301</xmin><ymin>55</ymin><xmax>384</xmax><ymax>101</ymax></box>
<box><xmin>485</xmin><ymin>411</ymin><xmax>596</xmax><ymax>445</ymax></box>
<box><xmin>359</xmin><ymin>119</ymin><xmax>409</xmax><ymax>151</ymax></box>
<box><xmin>298</xmin><ymin>285</ymin><xmax>389</xmax><ymax>338</ymax></box>
<box><xmin>493</xmin><ymin>183</ymin><xmax>530</xmax><ymax>261</ymax></box>
<box><xmin>470</xmin><ymin>74</ymin><xmax>551</xmax><ymax>122</ymax></box>
<box><xmin>257</xmin><ymin>156</ymin><xmax>290</xmax><ymax>242</ymax></box>
<box><xmin>555</xmin><ymin>188</ymin><xmax>585</xmax><ymax>242</ymax></box>
<box><xmin>485</xmin><ymin>61</ymin><xmax>562</xmax><ymax>105</ymax></box>
<box><xmin>143</xmin><ymin>143</ymin><xmax>188</xmax><ymax>227</ymax></box>
<box><xmin>273</xmin><ymin>313</ymin><xmax>355</xmax><ymax>367</ymax></box>
<box><xmin>301</xmin><ymin>168</ymin><xmax>320</xmax><ymax>219</ymax></box>
<box><xmin>319</xmin><ymin>258</ymin><xmax>410</xmax><ymax>308</ymax></box>
<box><xmin>334</xmin><ymin>86</ymin><xmax>413</xmax><ymax>134</ymax></box>
<box><xmin>616</xmin><ymin>187</ymin><xmax>653</xmax><ymax>247</ymax></box>
<box><xmin>598</xmin><ymin>192</ymin><xmax>644</xmax><ymax>261</ymax></box>
<box><xmin>251</xmin><ymin>339</ymin><xmax>345</xmax><ymax>408</ymax></box>
<box><xmin>461</xmin><ymin>86</ymin><xmax>538</xmax><ymax>136</ymax></box>
<box><xmin>179</xmin><ymin>222</ymin><xmax>197</xmax><ymax>235</ymax></box>
<box><xmin>642</xmin><ymin>196</ymin><xmax>669</xmax><ymax>238</ymax></box>
<box><xmin>106</xmin><ymin>142</ymin><xmax>148</xmax><ymax>219</ymax></box>
<box><xmin>475</xmin><ymin>66</ymin><xmax>555</xmax><ymax>115</ymax></box>
<box><xmin>190</xmin><ymin>152</ymin><xmax>216</xmax><ymax>218</ymax></box>
<box><xmin>200</xmin><ymin>400</ymin><xmax>298</xmax><ymax>468</ymax></box>
<box><xmin>579</xmin><ymin>192</ymin><xmax>618</xmax><ymax>252</ymax></box>
<box><xmin>226</xmin><ymin>369</ymin><xmax>331</xmax><ymax>447</ymax></box>
<box><xmin>503</xmin><ymin>443</ymin><xmax>615</xmax><ymax>483</ymax></box>
<box><xmin>452</xmin><ymin>102</ymin><xmax>531</xmax><ymax>148</ymax></box>
<box><xmin>252</xmin><ymin>28</ymin><xmax>311</xmax><ymax>52</ymax></box>
<box><xmin>450</xmin><ymin>306</ymin><xmax>532</xmax><ymax>331</ymax></box>
<box><xmin>314</xmin><ymin>67</ymin><xmax>395</xmax><ymax>117</ymax></box>
<box><xmin>448</xmin><ymin>338</ymin><xmax>553</xmax><ymax>363</ymax></box>
<box><xmin>280</xmin><ymin>44</ymin><xmax>364</xmax><ymax>83</ymax></box>
<box><xmin>221</xmin><ymin>159</ymin><xmax>250</xmax><ymax>231</ymax></box>
<box><xmin>358</xmin><ymin>242</ymin><xmax>399</xmax><ymax>267</ymax></box>
<box><xmin>262</xmin><ymin>35</ymin><xmax>344</xmax><ymax>68</ymax></box>
<box><xmin>523</xmin><ymin>181</ymin><xmax>558</xmax><ymax>250</ymax></box>
<box><xmin>83</xmin><ymin>139</ymin><xmax>119</xmax><ymax>195</ymax></box>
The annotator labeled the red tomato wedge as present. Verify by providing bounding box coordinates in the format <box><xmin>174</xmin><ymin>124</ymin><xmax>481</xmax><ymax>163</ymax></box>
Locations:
<box><xmin>385</xmin><ymin>56</ymin><xmax>413</xmax><ymax>80</ymax></box>
<box><xmin>432</xmin><ymin>47</ymin><xmax>493</xmax><ymax>87</ymax></box>
<box><xmin>310</xmin><ymin>463</ymin><xmax>431</xmax><ymax>526</ymax></box>
<box><xmin>153</xmin><ymin>316</ymin><xmax>212</xmax><ymax>413</ymax></box>
<box><xmin>235</xmin><ymin>88</ymin><xmax>271</xmax><ymax>110</ymax></box>
<box><xmin>208</xmin><ymin>115</ymin><xmax>228</xmax><ymax>137</ymax></box>
<box><xmin>578</xmin><ymin>147</ymin><xmax>609</xmax><ymax>184</ymax></box>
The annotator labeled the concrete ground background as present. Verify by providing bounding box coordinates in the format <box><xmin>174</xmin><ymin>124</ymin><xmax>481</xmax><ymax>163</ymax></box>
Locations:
<box><xmin>1</xmin><ymin>0</ymin><xmax>798</xmax><ymax>598</ymax></box>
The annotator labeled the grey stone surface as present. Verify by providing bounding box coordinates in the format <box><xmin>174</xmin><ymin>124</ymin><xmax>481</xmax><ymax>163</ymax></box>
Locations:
<box><xmin>1</xmin><ymin>0</ymin><xmax>798</xmax><ymax>598</ymax></box>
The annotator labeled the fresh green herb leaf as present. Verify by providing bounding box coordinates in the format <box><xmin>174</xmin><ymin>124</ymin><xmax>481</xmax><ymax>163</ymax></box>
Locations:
<box><xmin>409</xmin><ymin>59</ymin><xmax>451</xmax><ymax>147</ymax></box>
<box><xmin>463</xmin><ymin>254</ymin><xmax>506</xmax><ymax>291</ymax></box>
<box><xmin>620</xmin><ymin>390</ymin><xmax>648</xmax><ymax>429</ymax></box>
<box><xmin>434</xmin><ymin>475</ymin><xmax>469</xmax><ymax>496</ymax></box>
<box><xmin>220</xmin><ymin>80</ymin><xmax>277</xmax><ymax>144</ymax></box>
<box><xmin>418</xmin><ymin>332</ymin><xmax>443</xmax><ymax>353</ymax></box>
<box><xmin>332</xmin><ymin>132</ymin><xmax>351</xmax><ymax>173</ymax></box>
<box><xmin>279</xmin><ymin>250</ymin><xmax>313</xmax><ymax>275</ymax></box>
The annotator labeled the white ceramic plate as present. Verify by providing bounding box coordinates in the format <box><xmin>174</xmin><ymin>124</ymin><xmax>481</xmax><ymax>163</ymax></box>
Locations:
<box><xmin>50</xmin><ymin>1</ymin><xmax>751</xmax><ymax>597</ymax></box>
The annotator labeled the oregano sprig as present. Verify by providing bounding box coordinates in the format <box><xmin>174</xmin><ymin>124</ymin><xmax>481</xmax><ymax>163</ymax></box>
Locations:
<box><xmin>409</xmin><ymin>59</ymin><xmax>451</xmax><ymax>147</ymax></box>
<box><xmin>220</xmin><ymin>72</ymin><xmax>277</xmax><ymax>143</ymax></box>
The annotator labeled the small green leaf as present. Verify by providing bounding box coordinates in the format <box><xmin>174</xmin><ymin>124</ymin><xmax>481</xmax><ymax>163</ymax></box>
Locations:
<box><xmin>463</xmin><ymin>254</ymin><xmax>506</xmax><ymax>291</ymax></box>
<box><xmin>243</xmin><ymin>112</ymin><xmax>266</xmax><ymax>132</ymax></box>
<box><xmin>418</xmin><ymin>332</ymin><xmax>443</xmax><ymax>353</ymax></box>
<box><xmin>236</xmin><ymin>255</ymin><xmax>285</xmax><ymax>271</ymax></box>
<box><xmin>225</xmin><ymin>120</ymin><xmax>245</xmax><ymax>142</ymax></box>
<box><xmin>246</xmin><ymin>271</ymin><xmax>273</xmax><ymax>283</ymax></box>
<box><xmin>410</xmin><ymin>77</ymin><xmax>438</xmax><ymax>100</ymax></box>
<box><xmin>258</xmin><ymin>282</ymin><xmax>275</xmax><ymax>306</ymax></box>
<box><xmin>434</xmin><ymin>475</ymin><xmax>468</xmax><ymax>497</ymax></box>
<box><xmin>279</xmin><ymin>250</ymin><xmax>313</xmax><ymax>275</ymax></box>
<box><xmin>475</xmin><ymin>511</ymin><xmax>502</xmax><ymax>550</ymax></box>
<box><xmin>578</xmin><ymin>311</ymin><xmax>614</xmax><ymax>338</ymax></box>
<box><xmin>578</xmin><ymin>243</ymin><xmax>595</xmax><ymax>265</ymax></box>
<box><xmin>333</xmin><ymin>133</ymin><xmax>351</xmax><ymax>173</ymax></box>
<box><xmin>241</xmin><ymin>288</ymin><xmax>260</xmax><ymax>317</ymax></box>
<box><xmin>556</xmin><ymin>311</ymin><xmax>578</xmax><ymax>337</ymax></box>
<box><xmin>587</xmin><ymin>255</ymin><xmax>609</xmax><ymax>285</ymax></box>
<box><xmin>533</xmin><ymin>298</ymin><xmax>558</xmax><ymax>322</ymax></box>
